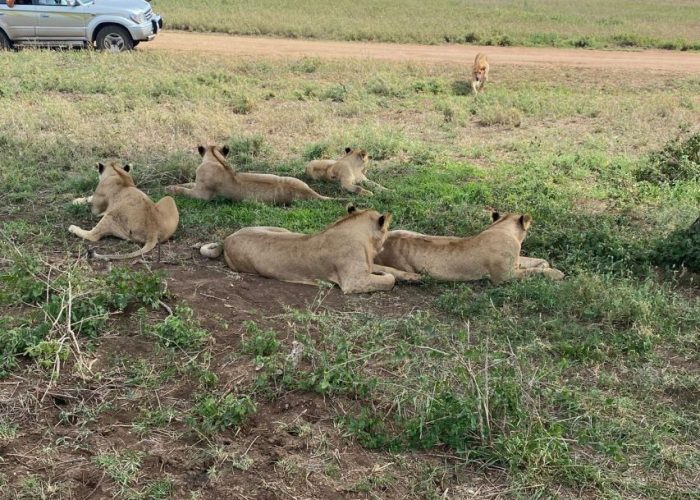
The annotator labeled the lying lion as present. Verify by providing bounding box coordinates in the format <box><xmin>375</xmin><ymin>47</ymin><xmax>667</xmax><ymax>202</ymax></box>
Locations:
<box><xmin>167</xmin><ymin>145</ymin><xmax>330</xmax><ymax>204</ymax></box>
<box><xmin>200</xmin><ymin>205</ymin><xmax>420</xmax><ymax>294</ymax></box>
<box><xmin>69</xmin><ymin>162</ymin><xmax>179</xmax><ymax>260</ymax></box>
<box><xmin>305</xmin><ymin>147</ymin><xmax>387</xmax><ymax>196</ymax></box>
<box><xmin>375</xmin><ymin>212</ymin><xmax>565</xmax><ymax>283</ymax></box>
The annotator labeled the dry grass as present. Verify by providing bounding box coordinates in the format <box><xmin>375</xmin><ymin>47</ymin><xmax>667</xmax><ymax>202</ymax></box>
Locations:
<box><xmin>152</xmin><ymin>0</ymin><xmax>700</xmax><ymax>50</ymax></box>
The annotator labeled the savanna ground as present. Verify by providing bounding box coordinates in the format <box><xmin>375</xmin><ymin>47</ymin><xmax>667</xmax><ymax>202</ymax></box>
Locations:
<box><xmin>151</xmin><ymin>0</ymin><xmax>700</xmax><ymax>50</ymax></box>
<box><xmin>0</xmin><ymin>45</ymin><xmax>699</xmax><ymax>499</ymax></box>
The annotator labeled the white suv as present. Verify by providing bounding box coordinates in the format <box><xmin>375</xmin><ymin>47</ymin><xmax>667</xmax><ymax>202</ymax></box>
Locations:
<box><xmin>0</xmin><ymin>0</ymin><xmax>163</xmax><ymax>52</ymax></box>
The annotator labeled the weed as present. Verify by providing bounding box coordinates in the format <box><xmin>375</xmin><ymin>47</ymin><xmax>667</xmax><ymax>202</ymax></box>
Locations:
<box><xmin>322</xmin><ymin>83</ymin><xmax>350</xmax><ymax>102</ymax></box>
<box><xmin>635</xmin><ymin>133</ymin><xmax>700</xmax><ymax>184</ymax></box>
<box><xmin>133</xmin><ymin>406</ymin><xmax>177</xmax><ymax>435</ymax></box>
<box><xmin>225</xmin><ymin>134</ymin><xmax>269</xmax><ymax>166</ymax></box>
<box><xmin>94</xmin><ymin>450</ymin><xmax>143</xmax><ymax>488</ymax></box>
<box><xmin>25</xmin><ymin>339</ymin><xmax>69</xmax><ymax>371</ymax></box>
<box><xmin>477</xmin><ymin>105</ymin><xmax>523</xmax><ymax>128</ymax></box>
<box><xmin>150</xmin><ymin>305</ymin><xmax>209</xmax><ymax>352</ymax></box>
<box><xmin>653</xmin><ymin>216</ymin><xmax>700</xmax><ymax>272</ymax></box>
<box><xmin>0</xmin><ymin>418</ymin><xmax>18</xmax><ymax>440</ymax></box>
<box><xmin>0</xmin><ymin>255</ymin><xmax>166</xmax><ymax>378</ymax></box>
<box><xmin>241</xmin><ymin>321</ymin><xmax>280</xmax><ymax>357</ymax></box>
<box><xmin>229</xmin><ymin>94</ymin><xmax>256</xmax><ymax>114</ymax></box>
<box><xmin>128</xmin><ymin>477</ymin><xmax>174</xmax><ymax>500</ymax></box>
<box><xmin>187</xmin><ymin>393</ymin><xmax>257</xmax><ymax>435</ymax></box>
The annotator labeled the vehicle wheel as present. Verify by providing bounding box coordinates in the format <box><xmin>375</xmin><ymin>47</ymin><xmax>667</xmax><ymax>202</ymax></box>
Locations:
<box><xmin>0</xmin><ymin>30</ymin><xmax>12</xmax><ymax>50</ymax></box>
<box><xmin>95</xmin><ymin>25</ymin><xmax>133</xmax><ymax>53</ymax></box>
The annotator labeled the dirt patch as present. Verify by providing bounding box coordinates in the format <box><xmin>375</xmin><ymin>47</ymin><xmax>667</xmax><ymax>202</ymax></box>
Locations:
<box><xmin>144</xmin><ymin>31</ymin><xmax>700</xmax><ymax>74</ymax></box>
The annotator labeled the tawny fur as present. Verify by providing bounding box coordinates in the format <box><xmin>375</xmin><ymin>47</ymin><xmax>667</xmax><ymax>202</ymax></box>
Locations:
<box><xmin>167</xmin><ymin>145</ymin><xmax>330</xmax><ymax>205</ymax></box>
<box><xmin>200</xmin><ymin>205</ymin><xmax>421</xmax><ymax>294</ymax></box>
<box><xmin>69</xmin><ymin>162</ymin><xmax>179</xmax><ymax>260</ymax></box>
<box><xmin>305</xmin><ymin>147</ymin><xmax>387</xmax><ymax>197</ymax></box>
<box><xmin>472</xmin><ymin>53</ymin><xmax>490</xmax><ymax>94</ymax></box>
<box><xmin>375</xmin><ymin>212</ymin><xmax>564</xmax><ymax>284</ymax></box>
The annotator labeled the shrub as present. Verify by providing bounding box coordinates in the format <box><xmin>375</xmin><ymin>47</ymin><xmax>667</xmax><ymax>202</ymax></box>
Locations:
<box><xmin>653</xmin><ymin>217</ymin><xmax>700</xmax><ymax>272</ymax></box>
<box><xmin>635</xmin><ymin>133</ymin><xmax>700</xmax><ymax>184</ymax></box>
<box><xmin>150</xmin><ymin>306</ymin><xmax>209</xmax><ymax>351</ymax></box>
<box><xmin>187</xmin><ymin>393</ymin><xmax>257</xmax><ymax>435</ymax></box>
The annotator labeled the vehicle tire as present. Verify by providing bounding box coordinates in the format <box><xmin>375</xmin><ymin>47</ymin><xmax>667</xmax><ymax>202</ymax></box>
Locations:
<box><xmin>0</xmin><ymin>30</ymin><xmax>12</xmax><ymax>50</ymax></box>
<box><xmin>95</xmin><ymin>25</ymin><xmax>133</xmax><ymax>53</ymax></box>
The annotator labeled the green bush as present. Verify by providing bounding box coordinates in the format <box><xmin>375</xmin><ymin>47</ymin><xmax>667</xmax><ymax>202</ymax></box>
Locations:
<box><xmin>635</xmin><ymin>133</ymin><xmax>700</xmax><ymax>184</ymax></box>
<box><xmin>150</xmin><ymin>306</ymin><xmax>209</xmax><ymax>351</ymax></box>
<box><xmin>187</xmin><ymin>393</ymin><xmax>257</xmax><ymax>435</ymax></box>
<box><xmin>653</xmin><ymin>217</ymin><xmax>700</xmax><ymax>272</ymax></box>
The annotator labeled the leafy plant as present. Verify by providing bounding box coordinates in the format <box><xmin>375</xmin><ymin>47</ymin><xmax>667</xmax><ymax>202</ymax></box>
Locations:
<box><xmin>653</xmin><ymin>216</ymin><xmax>700</xmax><ymax>272</ymax></box>
<box><xmin>635</xmin><ymin>133</ymin><xmax>700</xmax><ymax>184</ymax></box>
<box><xmin>187</xmin><ymin>393</ymin><xmax>257</xmax><ymax>435</ymax></box>
<box><xmin>150</xmin><ymin>306</ymin><xmax>209</xmax><ymax>351</ymax></box>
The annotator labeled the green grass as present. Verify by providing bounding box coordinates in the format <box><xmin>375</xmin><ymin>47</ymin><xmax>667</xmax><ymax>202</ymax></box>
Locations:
<box><xmin>0</xmin><ymin>49</ymin><xmax>698</xmax><ymax>497</ymax></box>
<box><xmin>152</xmin><ymin>0</ymin><xmax>700</xmax><ymax>50</ymax></box>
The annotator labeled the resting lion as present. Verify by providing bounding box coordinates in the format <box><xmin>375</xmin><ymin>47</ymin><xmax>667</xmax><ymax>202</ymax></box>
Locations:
<box><xmin>305</xmin><ymin>147</ymin><xmax>387</xmax><ymax>197</ymax></box>
<box><xmin>167</xmin><ymin>145</ymin><xmax>330</xmax><ymax>204</ymax></box>
<box><xmin>69</xmin><ymin>162</ymin><xmax>179</xmax><ymax>260</ymax></box>
<box><xmin>200</xmin><ymin>205</ymin><xmax>420</xmax><ymax>294</ymax></box>
<box><xmin>375</xmin><ymin>212</ymin><xmax>565</xmax><ymax>283</ymax></box>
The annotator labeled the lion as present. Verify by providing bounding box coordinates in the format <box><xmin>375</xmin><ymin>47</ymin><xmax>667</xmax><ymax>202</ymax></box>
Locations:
<box><xmin>199</xmin><ymin>205</ymin><xmax>421</xmax><ymax>294</ymax></box>
<box><xmin>472</xmin><ymin>53</ymin><xmax>490</xmax><ymax>94</ymax></box>
<box><xmin>375</xmin><ymin>212</ymin><xmax>565</xmax><ymax>283</ymax></box>
<box><xmin>166</xmin><ymin>145</ymin><xmax>331</xmax><ymax>204</ymax></box>
<box><xmin>305</xmin><ymin>147</ymin><xmax>387</xmax><ymax>197</ymax></box>
<box><xmin>69</xmin><ymin>162</ymin><xmax>179</xmax><ymax>260</ymax></box>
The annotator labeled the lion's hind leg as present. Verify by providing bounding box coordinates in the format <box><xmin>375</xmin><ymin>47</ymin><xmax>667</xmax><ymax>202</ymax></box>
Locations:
<box><xmin>514</xmin><ymin>267</ymin><xmax>565</xmax><ymax>281</ymax></box>
<box><xmin>373</xmin><ymin>264</ymin><xmax>421</xmax><ymax>282</ymax></box>
<box><xmin>340</xmin><ymin>173</ymin><xmax>372</xmax><ymax>197</ymax></box>
<box><xmin>362</xmin><ymin>178</ymin><xmax>389</xmax><ymax>192</ymax></box>
<box><xmin>166</xmin><ymin>183</ymin><xmax>214</xmax><ymax>201</ymax></box>
<box><xmin>518</xmin><ymin>257</ymin><xmax>550</xmax><ymax>269</ymax></box>
<box><xmin>68</xmin><ymin>215</ymin><xmax>128</xmax><ymax>243</ymax></box>
<box><xmin>338</xmin><ymin>271</ymin><xmax>395</xmax><ymax>294</ymax></box>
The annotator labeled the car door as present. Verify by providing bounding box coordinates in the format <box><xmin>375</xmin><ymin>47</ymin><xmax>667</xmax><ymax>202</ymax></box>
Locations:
<box><xmin>0</xmin><ymin>0</ymin><xmax>38</xmax><ymax>40</ymax></box>
<box><xmin>33</xmin><ymin>0</ymin><xmax>87</xmax><ymax>39</ymax></box>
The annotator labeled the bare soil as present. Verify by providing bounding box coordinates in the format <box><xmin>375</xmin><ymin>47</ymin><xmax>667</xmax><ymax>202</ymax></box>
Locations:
<box><xmin>144</xmin><ymin>31</ymin><xmax>700</xmax><ymax>74</ymax></box>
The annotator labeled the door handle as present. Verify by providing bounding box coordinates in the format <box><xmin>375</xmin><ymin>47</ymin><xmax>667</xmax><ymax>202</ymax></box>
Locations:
<box><xmin>40</xmin><ymin>14</ymin><xmax>50</xmax><ymax>18</ymax></box>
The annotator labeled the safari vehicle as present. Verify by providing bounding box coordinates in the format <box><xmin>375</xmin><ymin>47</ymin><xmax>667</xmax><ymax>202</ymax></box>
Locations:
<box><xmin>0</xmin><ymin>0</ymin><xmax>163</xmax><ymax>52</ymax></box>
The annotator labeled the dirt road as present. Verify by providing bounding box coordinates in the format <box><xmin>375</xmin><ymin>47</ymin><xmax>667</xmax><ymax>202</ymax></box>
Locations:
<box><xmin>144</xmin><ymin>31</ymin><xmax>700</xmax><ymax>73</ymax></box>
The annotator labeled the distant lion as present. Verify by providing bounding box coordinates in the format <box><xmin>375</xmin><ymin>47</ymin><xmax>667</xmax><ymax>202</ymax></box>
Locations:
<box><xmin>167</xmin><ymin>145</ymin><xmax>331</xmax><ymax>205</ymax></box>
<box><xmin>305</xmin><ymin>147</ymin><xmax>387</xmax><ymax>196</ymax></box>
<box><xmin>472</xmin><ymin>53</ymin><xmax>490</xmax><ymax>93</ymax></box>
<box><xmin>200</xmin><ymin>205</ymin><xmax>421</xmax><ymax>294</ymax></box>
<box><xmin>69</xmin><ymin>162</ymin><xmax>179</xmax><ymax>260</ymax></box>
<box><xmin>375</xmin><ymin>212</ymin><xmax>564</xmax><ymax>283</ymax></box>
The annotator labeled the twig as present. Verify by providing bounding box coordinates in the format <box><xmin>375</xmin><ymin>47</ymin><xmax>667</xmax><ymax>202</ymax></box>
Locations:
<box><xmin>158</xmin><ymin>299</ymin><xmax>173</xmax><ymax>316</ymax></box>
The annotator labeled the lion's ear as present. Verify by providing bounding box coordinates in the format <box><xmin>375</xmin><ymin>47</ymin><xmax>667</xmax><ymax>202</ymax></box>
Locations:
<box><xmin>347</xmin><ymin>204</ymin><xmax>357</xmax><ymax>214</ymax></box>
<box><xmin>96</xmin><ymin>162</ymin><xmax>105</xmax><ymax>174</ymax></box>
<box><xmin>519</xmin><ymin>214</ymin><xmax>532</xmax><ymax>230</ymax></box>
<box><xmin>378</xmin><ymin>212</ymin><xmax>392</xmax><ymax>229</ymax></box>
<box><xmin>345</xmin><ymin>147</ymin><xmax>352</xmax><ymax>154</ymax></box>
<box><xmin>491</xmin><ymin>211</ymin><xmax>501</xmax><ymax>222</ymax></box>
<box><xmin>197</xmin><ymin>145</ymin><xmax>206</xmax><ymax>157</ymax></box>
<box><xmin>123</xmin><ymin>164</ymin><xmax>131</xmax><ymax>173</ymax></box>
<box><xmin>221</xmin><ymin>145</ymin><xmax>230</xmax><ymax>157</ymax></box>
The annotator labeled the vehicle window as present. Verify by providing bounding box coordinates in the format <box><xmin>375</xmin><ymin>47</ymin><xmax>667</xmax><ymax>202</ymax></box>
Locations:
<box><xmin>35</xmin><ymin>0</ymin><xmax>71</xmax><ymax>5</ymax></box>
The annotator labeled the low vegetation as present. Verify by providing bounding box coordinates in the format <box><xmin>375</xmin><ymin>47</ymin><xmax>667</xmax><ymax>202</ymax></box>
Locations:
<box><xmin>152</xmin><ymin>0</ymin><xmax>700</xmax><ymax>50</ymax></box>
<box><xmin>0</xmin><ymin>49</ymin><xmax>698</xmax><ymax>497</ymax></box>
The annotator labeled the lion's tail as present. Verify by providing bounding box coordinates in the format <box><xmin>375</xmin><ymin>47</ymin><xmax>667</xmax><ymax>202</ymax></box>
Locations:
<box><xmin>200</xmin><ymin>242</ymin><xmax>224</xmax><ymax>259</ymax></box>
<box><xmin>90</xmin><ymin>236</ymin><xmax>159</xmax><ymax>261</ymax></box>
